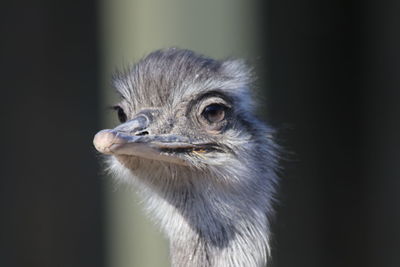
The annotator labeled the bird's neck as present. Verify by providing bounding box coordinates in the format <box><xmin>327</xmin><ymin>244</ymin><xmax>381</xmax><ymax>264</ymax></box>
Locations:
<box><xmin>148</xmin><ymin>183</ymin><xmax>270</xmax><ymax>267</ymax></box>
<box><xmin>112</xmin><ymin>157</ymin><xmax>274</xmax><ymax>267</ymax></box>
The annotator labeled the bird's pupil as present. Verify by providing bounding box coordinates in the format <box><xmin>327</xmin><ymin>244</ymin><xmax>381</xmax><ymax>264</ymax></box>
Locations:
<box><xmin>203</xmin><ymin>104</ymin><xmax>225</xmax><ymax>123</ymax></box>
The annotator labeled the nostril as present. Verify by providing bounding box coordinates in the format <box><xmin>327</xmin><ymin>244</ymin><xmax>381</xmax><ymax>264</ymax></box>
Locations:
<box><xmin>135</xmin><ymin>131</ymin><xmax>149</xmax><ymax>136</ymax></box>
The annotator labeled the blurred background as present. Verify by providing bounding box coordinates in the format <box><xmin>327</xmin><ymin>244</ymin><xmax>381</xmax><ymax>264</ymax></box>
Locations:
<box><xmin>1</xmin><ymin>0</ymin><xmax>400</xmax><ymax>267</ymax></box>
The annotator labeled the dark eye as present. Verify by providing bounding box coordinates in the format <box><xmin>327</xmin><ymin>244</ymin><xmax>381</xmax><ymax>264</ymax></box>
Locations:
<box><xmin>113</xmin><ymin>106</ymin><xmax>127</xmax><ymax>123</ymax></box>
<box><xmin>202</xmin><ymin>104</ymin><xmax>226</xmax><ymax>123</ymax></box>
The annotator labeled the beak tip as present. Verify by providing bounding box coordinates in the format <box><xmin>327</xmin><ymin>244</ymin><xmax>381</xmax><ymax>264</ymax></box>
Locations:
<box><xmin>93</xmin><ymin>129</ymin><xmax>118</xmax><ymax>154</ymax></box>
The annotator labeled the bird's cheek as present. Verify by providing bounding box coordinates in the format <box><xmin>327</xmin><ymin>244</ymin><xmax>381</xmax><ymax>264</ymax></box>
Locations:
<box><xmin>205</xmin><ymin>128</ymin><xmax>223</xmax><ymax>135</ymax></box>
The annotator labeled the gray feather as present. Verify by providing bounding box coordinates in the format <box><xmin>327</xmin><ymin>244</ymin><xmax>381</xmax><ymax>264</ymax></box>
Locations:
<box><xmin>103</xmin><ymin>48</ymin><xmax>279</xmax><ymax>267</ymax></box>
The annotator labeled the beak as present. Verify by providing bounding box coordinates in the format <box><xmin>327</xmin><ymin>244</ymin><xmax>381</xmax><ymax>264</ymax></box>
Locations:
<box><xmin>93</xmin><ymin>116</ymin><xmax>199</xmax><ymax>165</ymax></box>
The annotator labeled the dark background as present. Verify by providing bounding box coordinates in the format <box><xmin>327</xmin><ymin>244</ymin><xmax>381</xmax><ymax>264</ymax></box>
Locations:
<box><xmin>1</xmin><ymin>1</ymin><xmax>400</xmax><ymax>267</ymax></box>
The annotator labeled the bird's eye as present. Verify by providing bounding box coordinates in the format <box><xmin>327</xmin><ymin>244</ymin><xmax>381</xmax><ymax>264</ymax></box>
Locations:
<box><xmin>202</xmin><ymin>104</ymin><xmax>226</xmax><ymax>123</ymax></box>
<box><xmin>113</xmin><ymin>106</ymin><xmax>127</xmax><ymax>123</ymax></box>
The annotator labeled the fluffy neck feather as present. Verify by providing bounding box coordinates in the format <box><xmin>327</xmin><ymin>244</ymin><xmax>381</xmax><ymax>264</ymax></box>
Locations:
<box><xmin>107</xmin><ymin>155</ymin><xmax>276</xmax><ymax>267</ymax></box>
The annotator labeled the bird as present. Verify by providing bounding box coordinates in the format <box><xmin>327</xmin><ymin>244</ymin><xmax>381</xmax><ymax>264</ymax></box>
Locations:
<box><xmin>93</xmin><ymin>48</ymin><xmax>280</xmax><ymax>267</ymax></box>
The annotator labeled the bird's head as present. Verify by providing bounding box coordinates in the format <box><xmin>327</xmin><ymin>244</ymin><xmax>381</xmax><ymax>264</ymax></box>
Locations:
<box><xmin>94</xmin><ymin>48</ymin><xmax>278</xmax><ymax>188</ymax></box>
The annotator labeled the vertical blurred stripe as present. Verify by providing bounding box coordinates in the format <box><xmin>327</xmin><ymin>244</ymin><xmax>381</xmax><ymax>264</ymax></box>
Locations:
<box><xmin>99</xmin><ymin>0</ymin><xmax>261</xmax><ymax>266</ymax></box>
<box><xmin>1</xmin><ymin>1</ymin><xmax>103</xmax><ymax>267</ymax></box>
